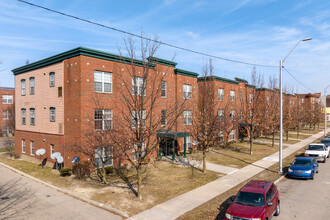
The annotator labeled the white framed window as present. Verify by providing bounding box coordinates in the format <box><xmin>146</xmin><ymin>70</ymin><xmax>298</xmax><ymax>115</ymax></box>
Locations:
<box><xmin>22</xmin><ymin>139</ymin><xmax>26</xmax><ymax>153</ymax></box>
<box><xmin>230</xmin><ymin>90</ymin><xmax>235</xmax><ymax>102</ymax></box>
<box><xmin>230</xmin><ymin>130</ymin><xmax>235</xmax><ymax>140</ymax></box>
<box><xmin>266</xmin><ymin>96</ymin><xmax>270</xmax><ymax>105</ymax></box>
<box><xmin>50</xmin><ymin>144</ymin><xmax>54</xmax><ymax>154</ymax></box>
<box><xmin>29</xmin><ymin>77</ymin><xmax>35</xmax><ymax>95</ymax></box>
<box><xmin>30</xmin><ymin>141</ymin><xmax>34</xmax><ymax>155</ymax></box>
<box><xmin>161</xmin><ymin>81</ymin><xmax>167</xmax><ymax>98</ymax></box>
<box><xmin>21</xmin><ymin>108</ymin><xmax>26</xmax><ymax>125</ymax></box>
<box><xmin>302</xmin><ymin>98</ymin><xmax>305</xmax><ymax>103</ymax></box>
<box><xmin>183</xmin><ymin>84</ymin><xmax>192</xmax><ymax>99</ymax></box>
<box><xmin>94</xmin><ymin>71</ymin><xmax>112</xmax><ymax>93</ymax></box>
<box><xmin>95</xmin><ymin>146</ymin><xmax>113</xmax><ymax>167</ymax></box>
<box><xmin>240</xmin><ymin>111</ymin><xmax>243</xmax><ymax>120</ymax></box>
<box><xmin>249</xmin><ymin>110</ymin><xmax>253</xmax><ymax>120</ymax></box>
<box><xmin>2</xmin><ymin>126</ymin><xmax>12</xmax><ymax>136</ymax></box>
<box><xmin>49</xmin><ymin>72</ymin><xmax>55</xmax><ymax>87</ymax></box>
<box><xmin>50</xmin><ymin>107</ymin><xmax>56</xmax><ymax>122</ymax></box>
<box><xmin>183</xmin><ymin>110</ymin><xmax>192</xmax><ymax>125</ymax></box>
<box><xmin>186</xmin><ymin>136</ymin><xmax>192</xmax><ymax>149</ymax></box>
<box><xmin>95</xmin><ymin>109</ymin><xmax>113</xmax><ymax>130</ymax></box>
<box><xmin>132</xmin><ymin>76</ymin><xmax>145</xmax><ymax>95</ymax></box>
<box><xmin>132</xmin><ymin>110</ymin><xmax>146</xmax><ymax>127</ymax></box>
<box><xmin>132</xmin><ymin>142</ymin><xmax>146</xmax><ymax>161</ymax></box>
<box><xmin>240</xmin><ymin>92</ymin><xmax>243</xmax><ymax>102</ymax></box>
<box><xmin>21</xmin><ymin>79</ymin><xmax>26</xmax><ymax>96</ymax></box>
<box><xmin>2</xmin><ymin>110</ymin><xmax>10</xmax><ymax>120</ymax></box>
<box><xmin>218</xmin><ymin>88</ymin><xmax>224</xmax><ymax>101</ymax></box>
<box><xmin>218</xmin><ymin>109</ymin><xmax>224</xmax><ymax>121</ymax></box>
<box><xmin>161</xmin><ymin>110</ymin><xmax>166</xmax><ymax>126</ymax></box>
<box><xmin>230</xmin><ymin>110</ymin><xmax>235</xmax><ymax>121</ymax></box>
<box><xmin>249</xmin><ymin>94</ymin><xmax>253</xmax><ymax>103</ymax></box>
<box><xmin>219</xmin><ymin>130</ymin><xmax>224</xmax><ymax>142</ymax></box>
<box><xmin>2</xmin><ymin>95</ymin><xmax>13</xmax><ymax>104</ymax></box>
<box><xmin>30</xmin><ymin>108</ymin><xmax>35</xmax><ymax>125</ymax></box>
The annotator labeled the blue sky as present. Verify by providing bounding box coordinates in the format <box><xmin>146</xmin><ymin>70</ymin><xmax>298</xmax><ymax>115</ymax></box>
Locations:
<box><xmin>1</xmin><ymin>0</ymin><xmax>330</xmax><ymax>94</ymax></box>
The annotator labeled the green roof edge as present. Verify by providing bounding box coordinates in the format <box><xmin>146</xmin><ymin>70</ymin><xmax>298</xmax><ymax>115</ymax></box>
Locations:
<box><xmin>198</xmin><ymin>76</ymin><xmax>239</xmax><ymax>85</ymax></box>
<box><xmin>235</xmin><ymin>77</ymin><xmax>248</xmax><ymax>83</ymax></box>
<box><xmin>148</xmin><ymin>56</ymin><xmax>177</xmax><ymax>67</ymax></box>
<box><xmin>175</xmin><ymin>69</ymin><xmax>198</xmax><ymax>78</ymax></box>
<box><xmin>12</xmin><ymin>47</ymin><xmax>157</xmax><ymax>75</ymax></box>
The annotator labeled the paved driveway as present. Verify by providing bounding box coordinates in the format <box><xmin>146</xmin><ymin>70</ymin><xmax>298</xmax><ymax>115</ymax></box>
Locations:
<box><xmin>0</xmin><ymin>165</ymin><xmax>122</xmax><ymax>220</ymax></box>
<box><xmin>275</xmin><ymin>158</ymin><xmax>330</xmax><ymax>219</ymax></box>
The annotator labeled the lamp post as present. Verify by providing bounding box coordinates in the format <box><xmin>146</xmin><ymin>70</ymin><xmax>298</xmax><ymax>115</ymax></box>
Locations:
<box><xmin>279</xmin><ymin>38</ymin><xmax>312</xmax><ymax>174</ymax></box>
<box><xmin>324</xmin><ymin>85</ymin><xmax>330</xmax><ymax>137</ymax></box>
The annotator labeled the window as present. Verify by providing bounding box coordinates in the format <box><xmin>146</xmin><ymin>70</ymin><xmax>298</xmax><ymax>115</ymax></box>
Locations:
<box><xmin>2</xmin><ymin>110</ymin><xmax>10</xmax><ymax>120</ymax></box>
<box><xmin>239</xmin><ymin>92</ymin><xmax>243</xmax><ymax>102</ymax></box>
<box><xmin>21</xmin><ymin>79</ymin><xmax>26</xmax><ymax>96</ymax></box>
<box><xmin>230</xmin><ymin>110</ymin><xmax>235</xmax><ymax>121</ymax></box>
<box><xmin>161</xmin><ymin>81</ymin><xmax>167</xmax><ymax>98</ymax></box>
<box><xmin>266</xmin><ymin>188</ymin><xmax>275</xmax><ymax>202</ymax></box>
<box><xmin>218</xmin><ymin>109</ymin><xmax>224</xmax><ymax>121</ymax></box>
<box><xmin>132</xmin><ymin>142</ymin><xmax>146</xmax><ymax>161</ymax></box>
<box><xmin>2</xmin><ymin>95</ymin><xmax>13</xmax><ymax>104</ymax></box>
<box><xmin>218</xmin><ymin>88</ymin><xmax>224</xmax><ymax>101</ymax></box>
<box><xmin>2</xmin><ymin>126</ymin><xmax>12</xmax><ymax>135</ymax></box>
<box><xmin>312</xmin><ymin>98</ymin><xmax>314</xmax><ymax>103</ymax></box>
<box><xmin>186</xmin><ymin>136</ymin><xmax>192</xmax><ymax>149</ymax></box>
<box><xmin>50</xmin><ymin>107</ymin><xmax>56</xmax><ymax>122</ymax></box>
<box><xmin>30</xmin><ymin>108</ymin><xmax>35</xmax><ymax>125</ymax></box>
<box><xmin>183</xmin><ymin>84</ymin><xmax>192</xmax><ymax>99</ymax></box>
<box><xmin>58</xmin><ymin>87</ymin><xmax>62</xmax><ymax>97</ymax></box>
<box><xmin>29</xmin><ymin>77</ymin><xmax>35</xmax><ymax>95</ymax></box>
<box><xmin>30</xmin><ymin>141</ymin><xmax>34</xmax><ymax>155</ymax></box>
<box><xmin>49</xmin><ymin>72</ymin><xmax>55</xmax><ymax>87</ymax></box>
<box><xmin>230</xmin><ymin>90</ymin><xmax>235</xmax><ymax>102</ymax></box>
<box><xmin>95</xmin><ymin>109</ymin><xmax>113</xmax><ymax>130</ymax></box>
<box><xmin>183</xmin><ymin>110</ymin><xmax>192</xmax><ymax>125</ymax></box>
<box><xmin>21</xmin><ymin>108</ymin><xmax>26</xmax><ymax>125</ymax></box>
<box><xmin>266</xmin><ymin>96</ymin><xmax>270</xmax><ymax>105</ymax></box>
<box><xmin>50</xmin><ymin>144</ymin><xmax>54</xmax><ymax>154</ymax></box>
<box><xmin>95</xmin><ymin>146</ymin><xmax>113</xmax><ymax>167</ymax></box>
<box><xmin>240</xmin><ymin>111</ymin><xmax>243</xmax><ymax>120</ymax></box>
<box><xmin>249</xmin><ymin>110</ymin><xmax>253</xmax><ymax>120</ymax></box>
<box><xmin>289</xmin><ymin>100</ymin><xmax>292</xmax><ymax>105</ymax></box>
<box><xmin>302</xmin><ymin>98</ymin><xmax>305</xmax><ymax>103</ymax></box>
<box><xmin>230</xmin><ymin>129</ymin><xmax>235</xmax><ymax>140</ymax></box>
<box><xmin>249</xmin><ymin>94</ymin><xmax>253</xmax><ymax>103</ymax></box>
<box><xmin>219</xmin><ymin>130</ymin><xmax>224</xmax><ymax>142</ymax></box>
<box><xmin>161</xmin><ymin>110</ymin><xmax>166</xmax><ymax>126</ymax></box>
<box><xmin>22</xmin><ymin>139</ymin><xmax>26</xmax><ymax>153</ymax></box>
<box><xmin>94</xmin><ymin>71</ymin><xmax>112</xmax><ymax>93</ymax></box>
<box><xmin>132</xmin><ymin>110</ymin><xmax>146</xmax><ymax>127</ymax></box>
<box><xmin>132</xmin><ymin>76</ymin><xmax>145</xmax><ymax>95</ymax></box>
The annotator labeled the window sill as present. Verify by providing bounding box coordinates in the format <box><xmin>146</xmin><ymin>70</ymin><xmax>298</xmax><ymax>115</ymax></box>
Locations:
<box><xmin>94</xmin><ymin>91</ymin><xmax>113</xmax><ymax>94</ymax></box>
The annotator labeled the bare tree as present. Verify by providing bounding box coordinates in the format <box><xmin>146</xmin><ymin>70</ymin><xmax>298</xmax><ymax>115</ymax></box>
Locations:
<box><xmin>3</xmin><ymin>139</ymin><xmax>14</xmax><ymax>157</ymax></box>
<box><xmin>192</xmin><ymin>60</ymin><xmax>220</xmax><ymax>172</ymax></box>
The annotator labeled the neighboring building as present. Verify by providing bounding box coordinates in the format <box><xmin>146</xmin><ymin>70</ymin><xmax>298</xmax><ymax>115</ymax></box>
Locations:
<box><xmin>12</xmin><ymin>47</ymin><xmax>198</xmax><ymax>167</ymax></box>
<box><xmin>0</xmin><ymin>87</ymin><xmax>15</xmax><ymax>137</ymax></box>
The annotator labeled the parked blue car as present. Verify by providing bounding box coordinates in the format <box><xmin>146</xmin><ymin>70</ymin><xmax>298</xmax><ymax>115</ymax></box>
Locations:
<box><xmin>288</xmin><ymin>157</ymin><xmax>318</xmax><ymax>180</ymax></box>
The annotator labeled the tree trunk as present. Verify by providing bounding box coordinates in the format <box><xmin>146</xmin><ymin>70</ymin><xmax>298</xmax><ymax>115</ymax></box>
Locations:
<box><xmin>249</xmin><ymin>133</ymin><xmax>253</xmax><ymax>155</ymax></box>
<box><xmin>137</xmin><ymin>166</ymin><xmax>142</xmax><ymax>200</ymax></box>
<box><xmin>286</xmin><ymin>131</ymin><xmax>289</xmax><ymax>141</ymax></box>
<box><xmin>202</xmin><ymin>147</ymin><xmax>206</xmax><ymax>172</ymax></box>
<box><xmin>272</xmin><ymin>132</ymin><xmax>275</xmax><ymax>147</ymax></box>
<box><xmin>297</xmin><ymin>127</ymin><xmax>300</xmax><ymax>138</ymax></box>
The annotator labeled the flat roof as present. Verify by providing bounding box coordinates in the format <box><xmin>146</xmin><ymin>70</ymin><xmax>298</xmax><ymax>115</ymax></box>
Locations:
<box><xmin>0</xmin><ymin>87</ymin><xmax>14</xmax><ymax>90</ymax></box>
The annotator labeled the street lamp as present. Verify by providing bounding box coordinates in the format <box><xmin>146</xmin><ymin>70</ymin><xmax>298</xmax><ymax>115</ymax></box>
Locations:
<box><xmin>324</xmin><ymin>85</ymin><xmax>330</xmax><ymax>137</ymax></box>
<box><xmin>279</xmin><ymin>37</ymin><xmax>312</xmax><ymax>174</ymax></box>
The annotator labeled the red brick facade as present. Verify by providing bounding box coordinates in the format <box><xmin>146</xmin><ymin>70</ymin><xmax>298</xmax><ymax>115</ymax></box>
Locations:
<box><xmin>0</xmin><ymin>87</ymin><xmax>15</xmax><ymax>137</ymax></box>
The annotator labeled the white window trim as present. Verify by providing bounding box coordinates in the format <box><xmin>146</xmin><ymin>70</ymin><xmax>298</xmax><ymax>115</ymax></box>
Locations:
<box><xmin>30</xmin><ymin>141</ymin><xmax>34</xmax><ymax>156</ymax></box>
<box><xmin>50</xmin><ymin>144</ymin><xmax>55</xmax><ymax>154</ymax></box>
<box><xmin>95</xmin><ymin>109</ymin><xmax>113</xmax><ymax>130</ymax></box>
<box><xmin>183</xmin><ymin>84</ymin><xmax>192</xmax><ymax>100</ymax></box>
<box><xmin>183</xmin><ymin>110</ymin><xmax>192</xmax><ymax>125</ymax></box>
<box><xmin>132</xmin><ymin>110</ymin><xmax>146</xmax><ymax>128</ymax></box>
<box><xmin>2</xmin><ymin>95</ymin><xmax>13</xmax><ymax>104</ymax></box>
<box><xmin>132</xmin><ymin>77</ymin><xmax>145</xmax><ymax>96</ymax></box>
<box><xmin>161</xmin><ymin>81</ymin><xmax>167</xmax><ymax>98</ymax></box>
<box><xmin>230</xmin><ymin>90</ymin><xmax>235</xmax><ymax>102</ymax></box>
<box><xmin>94</xmin><ymin>71</ymin><xmax>113</xmax><ymax>93</ymax></box>
<box><xmin>22</xmin><ymin>139</ymin><xmax>26</xmax><ymax>153</ymax></box>
<box><xmin>132</xmin><ymin>142</ymin><xmax>146</xmax><ymax>161</ymax></box>
<box><xmin>218</xmin><ymin>88</ymin><xmax>224</xmax><ymax>101</ymax></box>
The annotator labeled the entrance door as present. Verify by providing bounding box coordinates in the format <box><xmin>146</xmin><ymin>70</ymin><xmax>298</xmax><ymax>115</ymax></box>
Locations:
<box><xmin>159</xmin><ymin>138</ymin><xmax>173</xmax><ymax>156</ymax></box>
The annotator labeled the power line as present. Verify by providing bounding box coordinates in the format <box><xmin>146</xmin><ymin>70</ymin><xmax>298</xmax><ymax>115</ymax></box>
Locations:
<box><xmin>283</xmin><ymin>67</ymin><xmax>315</xmax><ymax>93</ymax></box>
<box><xmin>17</xmin><ymin>0</ymin><xmax>277</xmax><ymax>68</ymax></box>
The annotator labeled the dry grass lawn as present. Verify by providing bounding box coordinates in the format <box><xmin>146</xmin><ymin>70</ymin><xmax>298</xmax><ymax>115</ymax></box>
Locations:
<box><xmin>0</xmin><ymin>155</ymin><xmax>220</xmax><ymax>216</ymax></box>
<box><xmin>256</xmin><ymin>137</ymin><xmax>299</xmax><ymax>144</ymax></box>
<box><xmin>189</xmin><ymin>142</ymin><xmax>287</xmax><ymax>169</ymax></box>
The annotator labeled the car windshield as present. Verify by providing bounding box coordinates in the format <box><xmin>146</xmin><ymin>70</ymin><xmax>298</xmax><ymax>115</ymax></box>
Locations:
<box><xmin>321</xmin><ymin>139</ymin><xmax>330</xmax><ymax>144</ymax></box>
<box><xmin>307</xmin><ymin>145</ymin><xmax>323</xmax><ymax>151</ymax></box>
<box><xmin>292</xmin><ymin>159</ymin><xmax>312</xmax><ymax>166</ymax></box>
<box><xmin>234</xmin><ymin>192</ymin><xmax>265</xmax><ymax>207</ymax></box>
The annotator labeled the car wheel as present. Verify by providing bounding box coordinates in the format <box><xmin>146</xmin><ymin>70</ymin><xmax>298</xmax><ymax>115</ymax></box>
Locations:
<box><xmin>327</xmin><ymin>154</ymin><xmax>329</xmax><ymax>158</ymax></box>
<box><xmin>316</xmin><ymin>168</ymin><xmax>319</xmax><ymax>173</ymax></box>
<box><xmin>274</xmin><ymin>201</ymin><xmax>280</xmax><ymax>216</ymax></box>
<box><xmin>324</xmin><ymin>157</ymin><xmax>327</xmax><ymax>163</ymax></box>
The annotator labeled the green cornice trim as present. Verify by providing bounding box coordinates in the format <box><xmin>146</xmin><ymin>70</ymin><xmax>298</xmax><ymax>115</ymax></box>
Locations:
<box><xmin>175</xmin><ymin>69</ymin><xmax>198</xmax><ymax>78</ymax></box>
<box><xmin>246</xmin><ymin>84</ymin><xmax>256</xmax><ymax>88</ymax></box>
<box><xmin>235</xmin><ymin>77</ymin><xmax>248</xmax><ymax>83</ymax></box>
<box><xmin>256</xmin><ymin>88</ymin><xmax>274</xmax><ymax>92</ymax></box>
<box><xmin>198</xmin><ymin>76</ymin><xmax>239</xmax><ymax>85</ymax></box>
<box><xmin>148</xmin><ymin>56</ymin><xmax>177</xmax><ymax>67</ymax></box>
<box><xmin>12</xmin><ymin>47</ymin><xmax>156</xmax><ymax>75</ymax></box>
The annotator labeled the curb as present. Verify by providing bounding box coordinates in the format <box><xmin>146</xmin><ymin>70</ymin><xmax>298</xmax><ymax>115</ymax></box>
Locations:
<box><xmin>274</xmin><ymin>173</ymin><xmax>287</xmax><ymax>184</ymax></box>
<box><xmin>0</xmin><ymin>161</ymin><xmax>129</xmax><ymax>218</ymax></box>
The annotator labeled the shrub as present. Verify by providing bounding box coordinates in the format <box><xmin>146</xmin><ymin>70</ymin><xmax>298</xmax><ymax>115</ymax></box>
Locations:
<box><xmin>59</xmin><ymin>168</ymin><xmax>72</xmax><ymax>177</ymax></box>
<box><xmin>188</xmin><ymin>149</ymin><xmax>193</xmax><ymax>154</ymax></box>
<box><xmin>104</xmin><ymin>166</ymin><xmax>115</xmax><ymax>174</ymax></box>
<box><xmin>72</xmin><ymin>161</ymin><xmax>91</xmax><ymax>179</ymax></box>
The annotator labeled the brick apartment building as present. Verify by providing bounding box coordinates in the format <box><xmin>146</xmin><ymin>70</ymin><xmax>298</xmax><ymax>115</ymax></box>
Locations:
<box><xmin>0</xmin><ymin>87</ymin><xmax>15</xmax><ymax>137</ymax></box>
<box><xmin>12</xmin><ymin>47</ymin><xmax>320</xmax><ymax>168</ymax></box>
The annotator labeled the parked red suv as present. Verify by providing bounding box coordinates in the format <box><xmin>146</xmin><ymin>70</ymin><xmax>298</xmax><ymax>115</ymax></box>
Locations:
<box><xmin>225</xmin><ymin>180</ymin><xmax>280</xmax><ymax>220</ymax></box>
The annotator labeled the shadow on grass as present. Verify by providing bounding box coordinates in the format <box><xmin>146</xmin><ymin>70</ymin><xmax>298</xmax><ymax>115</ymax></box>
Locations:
<box><xmin>215</xmin><ymin>195</ymin><xmax>235</xmax><ymax>220</ymax></box>
<box><xmin>211</xmin><ymin>150</ymin><xmax>278</xmax><ymax>173</ymax></box>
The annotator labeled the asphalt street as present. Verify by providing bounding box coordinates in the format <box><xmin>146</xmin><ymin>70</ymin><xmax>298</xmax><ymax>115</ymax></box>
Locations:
<box><xmin>0</xmin><ymin>164</ymin><xmax>122</xmax><ymax>220</ymax></box>
<box><xmin>275</xmin><ymin>157</ymin><xmax>330</xmax><ymax>220</ymax></box>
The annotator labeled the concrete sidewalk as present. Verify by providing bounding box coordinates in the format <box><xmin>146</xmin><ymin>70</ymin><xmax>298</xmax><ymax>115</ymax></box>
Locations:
<box><xmin>129</xmin><ymin>130</ymin><xmax>329</xmax><ymax>220</ymax></box>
